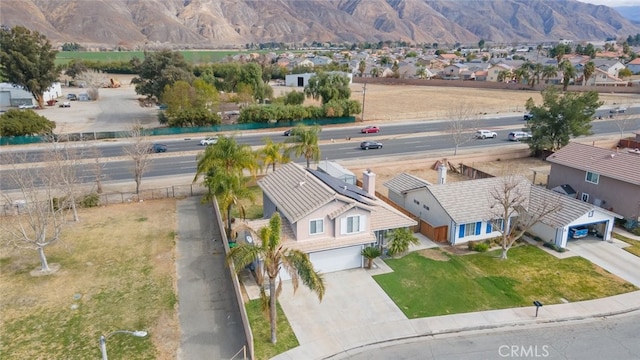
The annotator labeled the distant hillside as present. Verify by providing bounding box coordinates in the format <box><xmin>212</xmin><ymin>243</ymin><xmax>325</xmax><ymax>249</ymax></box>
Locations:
<box><xmin>1</xmin><ymin>0</ymin><xmax>640</xmax><ymax>48</ymax></box>
<box><xmin>615</xmin><ymin>6</ymin><xmax>640</xmax><ymax>24</ymax></box>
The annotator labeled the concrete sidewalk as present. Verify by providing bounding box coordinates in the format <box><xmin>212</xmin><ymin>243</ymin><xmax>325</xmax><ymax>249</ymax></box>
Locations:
<box><xmin>272</xmin><ymin>230</ymin><xmax>640</xmax><ymax>360</ymax></box>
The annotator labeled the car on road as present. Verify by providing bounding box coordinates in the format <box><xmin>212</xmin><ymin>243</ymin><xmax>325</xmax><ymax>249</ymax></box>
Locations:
<box><xmin>361</xmin><ymin>126</ymin><xmax>380</xmax><ymax>134</ymax></box>
<box><xmin>475</xmin><ymin>130</ymin><xmax>497</xmax><ymax>139</ymax></box>
<box><xmin>360</xmin><ymin>141</ymin><xmax>383</xmax><ymax>150</ymax></box>
<box><xmin>523</xmin><ymin>113</ymin><xmax>534</xmax><ymax>121</ymax></box>
<box><xmin>18</xmin><ymin>103</ymin><xmax>37</xmax><ymax>109</ymax></box>
<box><xmin>507</xmin><ymin>131</ymin><xmax>532</xmax><ymax>141</ymax></box>
<box><xmin>610</xmin><ymin>107</ymin><xmax>627</xmax><ymax>114</ymax></box>
<box><xmin>150</xmin><ymin>143</ymin><xmax>168</xmax><ymax>153</ymax></box>
<box><xmin>59</xmin><ymin>101</ymin><xmax>71</xmax><ymax>108</ymax></box>
<box><xmin>283</xmin><ymin>129</ymin><xmax>293</xmax><ymax>136</ymax></box>
<box><xmin>199</xmin><ymin>137</ymin><xmax>218</xmax><ymax>146</ymax></box>
<box><xmin>67</xmin><ymin>93</ymin><xmax>78</xmax><ymax>101</ymax></box>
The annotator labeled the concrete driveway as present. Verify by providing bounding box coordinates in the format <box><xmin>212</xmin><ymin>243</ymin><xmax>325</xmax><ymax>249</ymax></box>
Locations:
<box><xmin>567</xmin><ymin>238</ymin><xmax>640</xmax><ymax>287</ymax></box>
<box><xmin>276</xmin><ymin>267</ymin><xmax>407</xmax><ymax>353</ymax></box>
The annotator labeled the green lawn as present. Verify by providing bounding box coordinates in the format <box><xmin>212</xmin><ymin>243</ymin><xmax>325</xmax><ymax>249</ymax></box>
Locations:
<box><xmin>374</xmin><ymin>245</ymin><xmax>636</xmax><ymax>318</ymax></box>
<box><xmin>229</xmin><ymin>185</ymin><xmax>264</xmax><ymax>220</ymax></box>
<box><xmin>55</xmin><ymin>50</ymin><xmax>276</xmax><ymax>65</ymax></box>
<box><xmin>614</xmin><ymin>233</ymin><xmax>640</xmax><ymax>257</ymax></box>
<box><xmin>246</xmin><ymin>300</ymin><xmax>299</xmax><ymax>360</ymax></box>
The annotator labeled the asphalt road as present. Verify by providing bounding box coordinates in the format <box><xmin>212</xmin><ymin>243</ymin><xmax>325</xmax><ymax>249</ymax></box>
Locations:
<box><xmin>343</xmin><ymin>312</ymin><xmax>640</xmax><ymax>360</ymax></box>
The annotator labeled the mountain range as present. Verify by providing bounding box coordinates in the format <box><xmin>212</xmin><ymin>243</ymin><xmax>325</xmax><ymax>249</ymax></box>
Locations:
<box><xmin>1</xmin><ymin>0</ymin><xmax>640</xmax><ymax>48</ymax></box>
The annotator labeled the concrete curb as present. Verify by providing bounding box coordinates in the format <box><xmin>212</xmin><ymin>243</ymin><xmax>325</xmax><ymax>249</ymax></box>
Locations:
<box><xmin>322</xmin><ymin>304</ymin><xmax>640</xmax><ymax>359</ymax></box>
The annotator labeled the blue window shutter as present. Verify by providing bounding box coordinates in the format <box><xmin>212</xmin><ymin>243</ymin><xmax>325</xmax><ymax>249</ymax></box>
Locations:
<box><xmin>486</xmin><ymin>222</ymin><xmax>492</xmax><ymax>233</ymax></box>
<box><xmin>459</xmin><ymin>224</ymin><xmax>465</xmax><ymax>238</ymax></box>
<box><xmin>475</xmin><ymin>222</ymin><xmax>481</xmax><ymax>235</ymax></box>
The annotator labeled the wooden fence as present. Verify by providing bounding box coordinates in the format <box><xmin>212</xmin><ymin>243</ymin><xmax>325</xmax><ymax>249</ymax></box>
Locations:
<box><xmin>419</xmin><ymin>220</ymin><xmax>448</xmax><ymax>243</ymax></box>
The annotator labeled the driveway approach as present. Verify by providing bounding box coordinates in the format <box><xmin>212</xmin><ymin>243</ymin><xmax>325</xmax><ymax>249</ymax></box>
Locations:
<box><xmin>566</xmin><ymin>238</ymin><xmax>640</xmax><ymax>287</ymax></box>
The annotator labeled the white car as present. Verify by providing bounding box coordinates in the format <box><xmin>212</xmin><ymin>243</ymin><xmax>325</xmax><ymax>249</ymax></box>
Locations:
<box><xmin>199</xmin><ymin>137</ymin><xmax>218</xmax><ymax>146</ymax></box>
<box><xmin>475</xmin><ymin>130</ymin><xmax>497</xmax><ymax>139</ymax></box>
<box><xmin>18</xmin><ymin>103</ymin><xmax>37</xmax><ymax>109</ymax></box>
<box><xmin>610</xmin><ymin>107</ymin><xmax>627</xmax><ymax>114</ymax></box>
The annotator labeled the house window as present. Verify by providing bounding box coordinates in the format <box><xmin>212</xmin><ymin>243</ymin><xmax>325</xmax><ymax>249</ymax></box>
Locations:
<box><xmin>460</xmin><ymin>222</ymin><xmax>480</xmax><ymax>238</ymax></box>
<box><xmin>585</xmin><ymin>171</ymin><xmax>599</xmax><ymax>184</ymax></box>
<box><xmin>494</xmin><ymin>219</ymin><xmax>505</xmax><ymax>231</ymax></box>
<box><xmin>486</xmin><ymin>222</ymin><xmax>492</xmax><ymax>233</ymax></box>
<box><xmin>343</xmin><ymin>215</ymin><xmax>362</xmax><ymax>234</ymax></box>
<box><xmin>309</xmin><ymin>219</ymin><xmax>324</xmax><ymax>235</ymax></box>
<box><xmin>414</xmin><ymin>199</ymin><xmax>420</xmax><ymax>205</ymax></box>
<box><xmin>423</xmin><ymin>204</ymin><xmax>429</xmax><ymax>210</ymax></box>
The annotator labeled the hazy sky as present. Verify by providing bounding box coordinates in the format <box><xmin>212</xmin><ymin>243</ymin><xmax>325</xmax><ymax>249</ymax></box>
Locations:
<box><xmin>577</xmin><ymin>0</ymin><xmax>639</xmax><ymax>6</ymax></box>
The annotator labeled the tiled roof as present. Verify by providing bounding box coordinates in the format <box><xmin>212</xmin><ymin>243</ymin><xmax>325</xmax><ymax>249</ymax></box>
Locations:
<box><xmin>529</xmin><ymin>186</ymin><xmax>621</xmax><ymax>228</ymax></box>
<box><xmin>258</xmin><ymin>163</ymin><xmax>335</xmax><ymax>223</ymax></box>
<box><xmin>427</xmin><ymin>176</ymin><xmax>530</xmax><ymax>224</ymax></box>
<box><xmin>546</xmin><ymin>142</ymin><xmax>640</xmax><ymax>185</ymax></box>
<box><xmin>384</xmin><ymin>173</ymin><xmax>431</xmax><ymax>194</ymax></box>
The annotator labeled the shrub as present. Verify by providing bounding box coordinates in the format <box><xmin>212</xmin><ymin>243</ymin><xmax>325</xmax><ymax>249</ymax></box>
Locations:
<box><xmin>79</xmin><ymin>193</ymin><xmax>100</xmax><ymax>208</ymax></box>
<box><xmin>542</xmin><ymin>241</ymin><xmax>566</xmax><ymax>253</ymax></box>
<box><xmin>468</xmin><ymin>241</ymin><xmax>489</xmax><ymax>252</ymax></box>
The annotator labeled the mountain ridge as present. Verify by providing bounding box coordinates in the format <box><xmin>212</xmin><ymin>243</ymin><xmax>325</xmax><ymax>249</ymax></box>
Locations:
<box><xmin>1</xmin><ymin>0</ymin><xmax>639</xmax><ymax>48</ymax></box>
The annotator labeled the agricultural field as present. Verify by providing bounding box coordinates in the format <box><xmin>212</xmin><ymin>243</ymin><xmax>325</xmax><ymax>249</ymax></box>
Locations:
<box><xmin>55</xmin><ymin>50</ymin><xmax>275</xmax><ymax>65</ymax></box>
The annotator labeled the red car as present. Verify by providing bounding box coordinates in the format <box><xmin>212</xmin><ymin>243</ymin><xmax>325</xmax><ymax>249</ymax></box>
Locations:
<box><xmin>361</xmin><ymin>126</ymin><xmax>380</xmax><ymax>134</ymax></box>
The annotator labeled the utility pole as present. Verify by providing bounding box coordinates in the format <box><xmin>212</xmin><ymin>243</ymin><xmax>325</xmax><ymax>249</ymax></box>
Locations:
<box><xmin>362</xmin><ymin>83</ymin><xmax>367</xmax><ymax>122</ymax></box>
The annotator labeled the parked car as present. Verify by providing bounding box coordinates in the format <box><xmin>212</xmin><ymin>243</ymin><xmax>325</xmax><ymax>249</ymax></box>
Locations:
<box><xmin>199</xmin><ymin>137</ymin><xmax>218</xmax><ymax>146</ymax></box>
<box><xmin>150</xmin><ymin>143</ymin><xmax>168</xmax><ymax>153</ymax></box>
<box><xmin>18</xmin><ymin>103</ymin><xmax>37</xmax><ymax>109</ymax></box>
<box><xmin>360</xmin><ymin>141</ymin><xmax>383</xmax><ymax>150</ymax></box>
<box><xmin>283</xmin><ymin>129</ymin><xmax>293</xmax><ymax>136</ymax></box>
<box><xmin>609</xmin><ymin>107</ymin><xmax>627</xmax><ymax>114</ymax></box>
<box><xmin>361</xmin><ymin>126</ymin><xmax>380</xmax><ymax>134</ymax></box>
<box><xmin>507</xmin><ymin>131</ymin><xmax>531</xmax><ymax>141</ymax></box>
<box><xmin>475</xmin><ymin>130</ymin><xmax>497</xmax><ymax>139</ymax></box>
<box><xmin>67</xmin><ymin>93</ymin><xmax>78</xmax><ymax>101</ymax></box>
<box><xmin>59</xmin><ymin>101</ymin><xmax>71</xmax><ymax>108</ymax></box>
<box><xmin>523</xmin><ymin>113</ymin><xmax>534</xmax><ymax>121</ymax></box>
<box><xmin>569</xmin><ymin>226</ymin><xmax>588</xmax><ymax>239</ymax></box>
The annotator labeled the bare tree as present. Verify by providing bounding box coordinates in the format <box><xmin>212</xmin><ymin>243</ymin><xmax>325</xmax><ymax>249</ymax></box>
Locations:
<box><xmin>46</xmin><ymin>141</ymin><xmax>82</xmax><ymax>221</ymax></box>
<box><xmin>0</xmin><ymin>153</ymin><xmax>71</xmax><ymax>273</ymax></box>
<box><xmin>75</xmin><ymin>69</ymin><xmax>108</xmax><ymax>100</ymax></box>
<box><xmin>487</xmin><ymin>177</ymin><xmax>562</xmax><ymax>260</ymax></box>
<box><xmin>88</xmin><ymin>145</ymin><xmax>107</xmax><ymax>194</ymax></box>
<box><xmin>447</xmin><ymin>102</ymin><xmax>480</xmax><ymax>155</ymax></box>
<box><xmin>122</xmin><ymin>125</ymin><xmax>152</xmax><ymax>195</ymax></box>
<box><xmin>611</xmin><ymin>108</ymin><xmax>636</xmax><ymax>140</ymax></box>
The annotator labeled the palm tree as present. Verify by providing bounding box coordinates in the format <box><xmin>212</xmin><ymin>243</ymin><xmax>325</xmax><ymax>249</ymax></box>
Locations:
<box><xmin>358</xmin><ymin>60</ymin><xmax>366</xmax><ymax>77</ymax></box>
<box><xmin>260</xmin><ymin>138</ymin><xmax>289</xmax><ymax>173</ymax></box>
<box><xmin>513</xmin><ymin>67</ymin><xmax>529</xmax><ymax>85</ymax></box>
<box><xmin>194</xmin><ymin>136</ymin><xmax>258</xmax><ymax>181</ymax></box>
<box><xmin>561</xmin><ymin>60</ymin><xmax>576</xmax><ymax>91</ymax></box>
<box><xmin>531</xmin><ymin>63</ymin><xmax>543</xmax><ymax>88</ymax></box>
<box><xmin>497</xmin><ymin>70</ymin><xmax>511</xmax><ymax>83</ymax></box>
<box><xmin>287</xmin><ymin>124</ymin><xmax>321</xmax><ymax>168</ymax></box>
<box><xmin>542</xmin><ymin>65</ymin><xmax>558</xmax><ymax>84</ymax></box>
<box><xmin>370</xmin><ymin>67</ymin><xmax>381</xmax><ymax>78</ymax></box>
<box><xmin>415</xmin><ymin>66</ymin><xmax>427</xmax><ymax>79</ymax></box>
<box><xmin>227</xmin><ymin>213</ymin><xmax>325</xmax><ymax>344</ymax></box>
<box><xmin>206</xmin><ymin>170</ymin><xmax>255</xmax><ymax>234</ymax></box>
<box><xmin>361</xmin><ymin>246</ymin><xmax>382</xmax><ymax>269</ymax></box>
<box><xmin>583</xmin><ymin>61</ymin><xmax>595</xmax><ymax>86</ymax></box>
<box><xmin>387</xmin><ymin>228</ymin><xmax>419</xmax><ymax>256</ymax></box>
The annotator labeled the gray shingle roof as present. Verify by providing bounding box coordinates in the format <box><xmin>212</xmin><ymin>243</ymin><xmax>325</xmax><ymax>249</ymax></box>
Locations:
<box><xmin>384</xmin><ymin>173</ymin><xmax>431</xmax><ymax>195</ymax></box>
<box><xmin>427</xmin><ymin>176</ymin><xmax>530</xmax><ymax>224</ymax></box>
<box><xmin>546</xmin><ymin>142</ymin><xmax>640</xmax><ymax>185</ymax></box>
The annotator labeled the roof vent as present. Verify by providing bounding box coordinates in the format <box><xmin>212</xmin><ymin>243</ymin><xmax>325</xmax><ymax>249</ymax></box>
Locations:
<box><xmin>299</xmin><ymin>181</ymin><xmax>306</xmax><ymax>186</ymax></box>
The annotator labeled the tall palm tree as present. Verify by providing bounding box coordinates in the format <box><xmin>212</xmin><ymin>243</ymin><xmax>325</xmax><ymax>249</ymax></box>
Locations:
<box><xmin>582</xmin><ymin>61</ymin><xmax>595</xmax><ymax>86</ymax></box>
<box><xmin>513</xmin><ymin>67</ymin><xmax>529</xmax><ymax>84</ymax></box>
<box><xmin>358</xmin><ymin>60</ymin><xmax>366</xmax><ymax>77</ymax></box>
<box><xmin>561</xmin><ymin>60</ymin><xmax>577</xmax><ymax>91</ymax></box>
<box><xmin>228</xmin><ymin>213</ymin><xmax>325</xmax><ymax>344</ymax></box>
<box><xmin>287</xmin><ymin>124</ymin><xmax>321</xmax><ymax>168</ymax></box>
<box><xmin>542</xmin><ymin>65</ymin><xmax>558</xmax><ymax>84</ymax></box>
<box><xmin>206</xmin><ymin>170</ymin><xmax>255</xmax><ymax>234</ymax></box>
<box><xmin>497</xmin><ymin>69</ymin><xmax>511</xmax><ymax>83</ymax></box>
<box><xmin>260</xmin><ymin>138</ymin><xmax>289</xmax><ymax>173</ymax></box>
<box><xmin>531</xmin><ymin>63</ymin><xmax>543</xmax><ymax>88</ymax></box>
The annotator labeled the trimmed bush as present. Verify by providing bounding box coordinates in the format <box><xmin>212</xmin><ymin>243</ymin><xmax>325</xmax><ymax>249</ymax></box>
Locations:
<box><xmin>79</xmin><ymin>193</ymin><xmax>100</xmax><ymax>208</ymax></box>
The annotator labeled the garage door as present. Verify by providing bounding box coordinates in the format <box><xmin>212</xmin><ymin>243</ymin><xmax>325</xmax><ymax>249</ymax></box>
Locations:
<box><xmin>309</xmin><ymin>246</ymin><xmax>363</xmax><ymax>274</ymax></box>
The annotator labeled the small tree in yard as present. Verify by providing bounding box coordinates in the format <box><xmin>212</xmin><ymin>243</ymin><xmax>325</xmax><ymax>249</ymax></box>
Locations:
<box><xmin>361</xmin><ymin>246</ymin><xmax>382</xmax><ymax>269</ymax></box>
<box><xmin>387</xmin><ymin>228</ymin><xmax>419</xmax><ymax>256</ymax></box>
<box><xmin>487</xmin><ymin>177</ymin><xmax>562</xmax><ymax>260</ymax></box>
<box><xmin>123</xmin><ymin>125</ymin><xmax>152</xmax><ymax>195</ymax></box>
<box><xmin>0</xmin><ymin>153</ymin><xmax>71</xmax><ymax>274</ymax></box>
<box><xmin>75</xmin><ymin>69</ymin><xmax>108</xmax><ymax>100</ymax></box>
<box><xmin>227</xmin><ymin>213</ymin><xmax>325</xmax><ymax>344</ymax></box>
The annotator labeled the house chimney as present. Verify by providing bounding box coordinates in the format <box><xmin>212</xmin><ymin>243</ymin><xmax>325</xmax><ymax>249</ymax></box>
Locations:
<box><xmin>438</xmin><ymin>163</ymin><xmax>447</xmax><ymax>185</ymax></box>
<box><xmin>362</xmin><ymin>170</ymin><xmax>376</xmax><ymax>196</ymax></box>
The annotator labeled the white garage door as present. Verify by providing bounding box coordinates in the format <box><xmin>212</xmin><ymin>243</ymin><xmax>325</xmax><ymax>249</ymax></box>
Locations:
<box><xmin>309</xmin><ymin>246</ymin><xmax>363</xmax><ymax>274</ymax></box>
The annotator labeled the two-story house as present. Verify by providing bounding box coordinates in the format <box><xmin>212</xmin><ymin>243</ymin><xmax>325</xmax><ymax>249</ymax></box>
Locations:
<box><xmin>249</xmin><ymin>163</ymin><xmax>416</xmax><ymax>276</ymax></box>
<box><xmin>547</xmin><ymin>142</ymin><xmax>640</xmax><ymax>222</ymax></box>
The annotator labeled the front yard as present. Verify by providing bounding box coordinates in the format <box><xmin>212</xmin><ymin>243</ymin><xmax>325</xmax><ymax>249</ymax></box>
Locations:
<box><xmin>374</xmin><ymin>245</ymin><xmax>636</xmax><ymax>318</ymax></box>
<box><xmin>615</xmin><ymin>233</ymin><xmax>640</xmax><ymax>257</ymax></box>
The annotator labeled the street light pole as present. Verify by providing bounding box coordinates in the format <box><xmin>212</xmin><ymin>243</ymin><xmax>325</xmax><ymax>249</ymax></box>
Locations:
<box><xmin>99</xmin><ymin>330</ymin><xmax>148</xmax><ymax>360</ymax></box>
<box><xmin>362</xmin><ymin>83</ymin><xmax>367</xmax><ymax>122</ymax></box>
